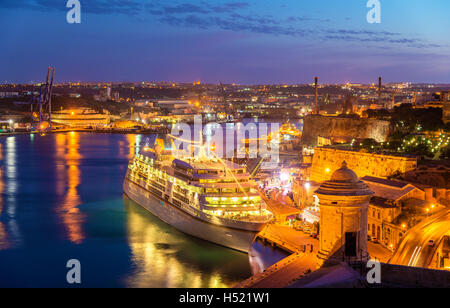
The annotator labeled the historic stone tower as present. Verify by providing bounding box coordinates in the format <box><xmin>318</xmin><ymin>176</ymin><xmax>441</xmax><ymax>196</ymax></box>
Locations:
<box><xmin>315</xmin><ymin>161</ymin><xmax>373</xmax><ymax>266</ymax></box>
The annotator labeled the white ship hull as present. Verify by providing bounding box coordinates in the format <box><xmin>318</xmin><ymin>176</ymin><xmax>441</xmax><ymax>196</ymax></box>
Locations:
<box><xmin>123</xmin><ymin>178</ymin><xmax>259</xmax><ymax>253</ymax></box>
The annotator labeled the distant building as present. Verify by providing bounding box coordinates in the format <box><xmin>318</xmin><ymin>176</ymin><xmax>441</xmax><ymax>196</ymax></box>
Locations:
<box><xmin>442</xmin><ymin>91</ymin><xmax>450</xmax><ymax>124</ymax></box>
<box><xmin>52</xmin><ymin>108</ymin><xmax>110</xmax><ymax>128</ymax></box>
<box><xmin>113</xmin><ymin>92</ymin><xmax>120</xmax><ymax>102</ymax></box>
<box><xmin>156</xmin><ymin>100</ymin><xmax>191</xmax><ymax>110</ymax></box>
<box><xmin>0</xmin><ymin>92</ymin><xmax>20</xmax><ymax>98</ymax></box>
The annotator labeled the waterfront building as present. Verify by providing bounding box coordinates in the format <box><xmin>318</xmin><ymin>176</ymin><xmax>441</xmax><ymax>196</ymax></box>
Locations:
<box><xmin>315</xmin><ymin>161</ymin><xmax>373</xmax><ymax>266</ymax></box>
<box><xmin>52</xmin><ymin>107</ymin><xmax>110</xmax><ymax>128</ymax></box>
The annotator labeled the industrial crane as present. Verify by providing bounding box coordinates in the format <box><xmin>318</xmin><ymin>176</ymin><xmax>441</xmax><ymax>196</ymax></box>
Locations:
<box><xmin>30</xmin><ymin>67</ymin><xmax>55</xmax><ymax>131</ymax></box>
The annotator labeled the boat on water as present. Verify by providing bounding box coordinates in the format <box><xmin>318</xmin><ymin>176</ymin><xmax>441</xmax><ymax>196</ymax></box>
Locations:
<box><xmin>123</xmin><ymin>139</ymin><xmax>273</xmax><ymax>253</ymax></box>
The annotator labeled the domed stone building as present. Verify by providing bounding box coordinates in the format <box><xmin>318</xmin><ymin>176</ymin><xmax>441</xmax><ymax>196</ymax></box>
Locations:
<box><xmin>315</xmin><ymin>161</ymin><xmax>374</xmax><ymax>266</ymax></box>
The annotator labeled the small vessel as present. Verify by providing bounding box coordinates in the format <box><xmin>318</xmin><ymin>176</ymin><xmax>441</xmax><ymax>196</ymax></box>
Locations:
<box><xmin>123</xmin><ymin>138</ymin><xmax>273</xmax><ymax>253</ymax></box>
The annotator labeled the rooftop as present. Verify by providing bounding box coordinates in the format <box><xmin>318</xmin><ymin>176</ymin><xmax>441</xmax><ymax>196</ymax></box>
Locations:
<box><xmin>362</xmin><ymin>177</ymin><xmax>418</xmax><ymax>201</ymax></box>
<box><xmin>370</xmin><ymin>197</ymin><xmax>397</xmax><ymax>209</ymax></box>
<box><xmin>361</xmin><ymin>176</ymin><xmax>408</xmax><ymax>189</ymax></box>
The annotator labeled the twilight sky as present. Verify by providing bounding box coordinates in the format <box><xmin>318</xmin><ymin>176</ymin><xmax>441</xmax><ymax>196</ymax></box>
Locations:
<box><xmin>0</xmin><ymin>0</ymin><xmax>449</xmax><ymax>84</ymax></box>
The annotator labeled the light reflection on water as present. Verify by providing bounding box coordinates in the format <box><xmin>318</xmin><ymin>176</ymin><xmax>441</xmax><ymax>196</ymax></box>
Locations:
<box><xmin>0</xmin><ymin>164</ymin><xmax>9</xmax><ymax>250</ymax></box>
<box><xmin>123</xmin><ymin>196</ymin><xmax>251</xmax><ymax>288</ymax></box>
<box><xmin>0</xmin><ymin>133</ymin><xmax>285</xmax><ymax>287</ymax></box>
<box><xmin>1</xmin><ymin>136</ymin><xmax>21</xmax><ymax>249</ymax></box>
<box><xmin>55</xmin><ymin>133</ymin><xmax>85</xmax><ymax>245</ymax></box>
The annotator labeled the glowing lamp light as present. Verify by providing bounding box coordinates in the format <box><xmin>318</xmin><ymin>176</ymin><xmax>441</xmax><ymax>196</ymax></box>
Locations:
<box><xmin>280</xmin><ymin>172</ymin><xmax>289</xmax><ymax>182</ymax></box>
<box><xmin>325</xmin><ymin>168</ymin><xmax>331</xmax><ymax>173</ymax></box>
<box><xmin>304</xmin><ymin>182</ymin><xmax>311</xmax><ymax>189</ymax></box>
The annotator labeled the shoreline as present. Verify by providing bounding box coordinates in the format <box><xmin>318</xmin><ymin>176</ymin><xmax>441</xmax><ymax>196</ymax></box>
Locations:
<box><xmin>0</xmin><ymin>128</ymin><xmax>167</xmax><ymax>137</ymax></box>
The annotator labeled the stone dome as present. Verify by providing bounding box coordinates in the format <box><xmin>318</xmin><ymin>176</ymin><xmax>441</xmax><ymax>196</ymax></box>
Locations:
<box><xmin>315</xmin><ymin>161</ymin><xmax>373</xmax><ymax>197</ymax></box>
<box><xmin>330</xmin><ymin>161</ymin><xmax>358</xmax><ymax>183</ymax></box>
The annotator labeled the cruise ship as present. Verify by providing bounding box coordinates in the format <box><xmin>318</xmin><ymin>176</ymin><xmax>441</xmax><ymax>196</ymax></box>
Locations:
<box><xmin>123</xmin><ymin>139</ymin><xmax>273</xmax><ymax>253</ymax></box>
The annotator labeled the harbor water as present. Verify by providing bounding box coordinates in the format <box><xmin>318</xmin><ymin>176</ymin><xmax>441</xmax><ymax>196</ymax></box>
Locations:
<box><xmin>0</xmin><ymin>133</ymin><xmax>287</xmax><ymax>287</ymax></box>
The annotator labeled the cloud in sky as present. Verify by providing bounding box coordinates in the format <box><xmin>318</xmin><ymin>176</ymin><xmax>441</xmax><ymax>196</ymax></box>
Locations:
<box><xmin>0</xmin><ymin>0</ymin><xmax>449</xmax><ymax>83</ymax></box>
<box><xmin>0</xmin><ymin>0</ymin><xmax>442</xmax><ymax>49</ymax></box>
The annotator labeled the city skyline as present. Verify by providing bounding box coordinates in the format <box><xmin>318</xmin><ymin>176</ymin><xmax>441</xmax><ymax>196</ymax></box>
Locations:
<box><xmin>0</xmin><ymin>0</ymin><xmax>449</xmax><ymax>84</ymax></box>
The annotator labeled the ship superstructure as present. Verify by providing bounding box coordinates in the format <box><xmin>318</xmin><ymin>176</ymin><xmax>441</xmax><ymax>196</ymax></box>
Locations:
<box><xmin>123</xmin><ymin>139</ymin><xmax>273</xmax><ymax>252</ymax></box>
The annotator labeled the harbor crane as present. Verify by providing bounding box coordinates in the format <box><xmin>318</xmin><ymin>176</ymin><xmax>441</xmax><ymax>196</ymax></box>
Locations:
<box><xmin>30</xmin><ymin>67</ymin><xmax>55</xmax><ymax>131</ymax></box>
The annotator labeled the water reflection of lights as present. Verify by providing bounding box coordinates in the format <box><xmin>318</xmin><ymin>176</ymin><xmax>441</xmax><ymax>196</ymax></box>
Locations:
<box><xmin>123</xmin><ymin>196</ymin><xmax>232</xmax><ymax>288</ymax></box>
<box><xmin>5</xmin><ymin>137</ymin><xmax>17</xmax><ymax>215</ymax></box>
<box><xmin>55</xmin><ymin>133</ymin><xmax>85</xmax><ymax>244</ymax></box>
<box><xmin>0</xmin><ymin>138</ymin><xmax>20</xmax><ymax>249</ymax></box>
<box><xmin>0</xmin><ymin>165</ymin><xmax>10</xmax><ymax>250</ymax></box>
<box><xmin>123</xmin><ymin>135</ymin><xmax>142</xmax><ymax>159</ymax></box>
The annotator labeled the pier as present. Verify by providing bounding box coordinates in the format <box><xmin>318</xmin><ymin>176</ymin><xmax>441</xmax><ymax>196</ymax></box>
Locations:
<box><xmin>232</xmin><ymin>192</ymin><xmax>320</xmax><ymax>288</ymax></box>
<box><xmin>0</xmin><ymin>126</ymin><xmax>169</xmax><ymax>137</ymax></box>
<box><xmin>235</xmin><ymin>224</ymin><xmax>319</xmax><ymax>288</ymax></box>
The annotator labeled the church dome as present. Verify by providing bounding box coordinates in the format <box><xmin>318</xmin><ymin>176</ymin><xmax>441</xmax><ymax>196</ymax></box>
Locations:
<box><xmin>330</xmin><ymin>161</ymin><xmax>358</xmax><ymax>183</ymax></box>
